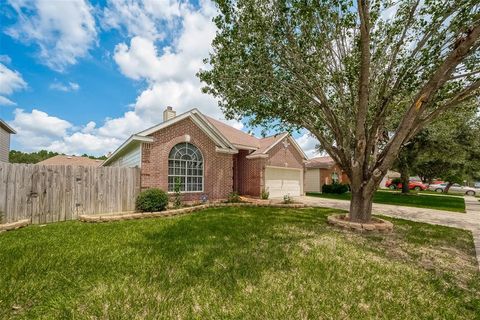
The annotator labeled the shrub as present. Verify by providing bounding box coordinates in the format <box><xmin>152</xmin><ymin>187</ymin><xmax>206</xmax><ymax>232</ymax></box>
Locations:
<box><xmin>227</xmin><ymin>192</ymin><xmax>241</xmax><ymax>203</ymax></box>
<box><xmin>322</xmin><ymin>183</ymin><xmax>349</xmax><ymax>194</ymax></box>
<box><xmin>173</xmin><ymin>177</ymin><xmax>182</xmax><ymax>208</ymax></box>
<box><xmin>135</xmin><ymin>188</ymin><xmax>169</xmax><ymax>212</ymax></box>
<box><xmin>283</xmin><ymin>194</ymin><xmax>293</xmax><ymax>204</ymax></box>
<box><xmin>391</xmin><ymin>178</ymin><xmax>402</xmax><ymax>185</ymax></box>
<box><xmin>261</xmin><ymin>189</ymin><xmax>270</xmax><ymax>200</ymax></box>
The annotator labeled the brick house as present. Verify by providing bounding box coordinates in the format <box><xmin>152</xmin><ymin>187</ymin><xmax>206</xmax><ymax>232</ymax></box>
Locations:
<box><xmin>103</xmin><ymin>107</ymin><xmax>307</xmax><ymax>201</ymax></box>
<box><xmin>305</xmin><ymin>156</ymin><xmax>350</xmax><ymax>193</ymax></box>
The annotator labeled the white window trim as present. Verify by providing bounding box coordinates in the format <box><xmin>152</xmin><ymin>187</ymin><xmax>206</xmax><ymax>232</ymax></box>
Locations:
<box><xmin>167</xmin><ymin>142</ymin><xmax>205</xmax><ymax>193</ymax></box>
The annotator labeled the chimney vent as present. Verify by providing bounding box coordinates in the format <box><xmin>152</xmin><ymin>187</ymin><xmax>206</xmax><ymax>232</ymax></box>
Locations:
<box><xmin>163</xmin><ymin>106</ymin><xmax>176</xmax><ymax>122</ymax></box>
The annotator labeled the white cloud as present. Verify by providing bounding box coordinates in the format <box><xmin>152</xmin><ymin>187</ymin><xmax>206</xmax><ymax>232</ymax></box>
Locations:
<box><xmin>101</xmin><ymin>0</ymin><xmax>227</xmax><ymax>142</ymax></box>
<box><xmin>6</xmin><ymin>0</ymin><xmax>97</xmax><ymax>72</ymax></box>
<box><xmin>296</xmin><ymin>133</ymin><xmax>321</xmax><ymax>159</ymax></box>
<box><xmin>0</xmin><ymin>96</ymin><xmax>16</xmax><ymax>106</ymax></box>
<box><xmin>0</xmin><ymin>55</ymin><xmax>11</xmax><ymax>64</ymax></box>
<box><xmin>6</xmin><ymin>0</ymin><xmax>275</xmax><ymax>156</ymax></box>
<box><xmin>9</xmin><ymin>108</ymin><xmax>122</xmax><ymax>156</ymax></box>
<box><xmin>0</xmin><ymin>63</ymin><xmax>27</xmax><ymax>95</ymax></box>
<box><xmin>49</xmin><ymin>81</ymin><xmax>80</xmax><ymax>92</ymax></box>
<box><xmin>102</xmin><ymin>0</ymin><xmax>181</xmax><ymax>40</ymax></box>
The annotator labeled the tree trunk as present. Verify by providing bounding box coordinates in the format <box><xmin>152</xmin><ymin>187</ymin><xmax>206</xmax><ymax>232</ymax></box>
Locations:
<box><xmin>400</xmin><ymin>165</ymin><xmax>410</xmax><ymax>194</ymax></box>
<box><xmin>397</xmin><ymin>155</ymin><xmax>410</xmax><ymax>194</ymax></box>
<box><xmin>444</xmin><ymin>182</ymin><xmax>453</xmax><ymax>193</ymax></box>
<box><xmin>349</xmin><ymin>186</ymin><xmax>375</xmax><ymax>222</ymax></box>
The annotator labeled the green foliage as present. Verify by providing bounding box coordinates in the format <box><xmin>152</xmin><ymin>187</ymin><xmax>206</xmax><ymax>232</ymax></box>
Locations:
<box><xmin>322</xmin><ymin>183</ymin><xmax>349</xmax><ymax>194</ymax></box>
<box><xmin>227</xmin><ymin>192</ymin><xmax>241</xmax><ymax>203</ymax></box>
<box><xmin>0</xmin><ymin>207</ymin><xmax>478</xmax><ymax>318</ymax></box>
<box><xmin>408</xmin><ymin>106</ymin><xmax>480</xmax><ymax>184</ymax></box>
<box><xmin>173</xmin><ymin>177</ymin><xmax>182</xmax><ymax>208</ymax></box>
<box><xmin>283</xmin><ymin>194</ymin><xmax>293</xmax><ymax>204</ymax></box>
<box><xmin>135</xmin><ymin>188</ymin><xmax>169</xmax><ymax>212</ymax></box>
<box><xmin>9</xmin><ymin>150</ymin><xmax>106</xmax><ymax>164</ymax></box>
<box><xmin>261</xmin><ymin>189</ymin><xmax>270</xmax><ymax>200</ymax></box>
<box><xmin>9</xmin><ymin>150</ymin><xmax>59</xmax><ymax>164</ymax></box>
<box><xmin>391</xmin><ymin>178</ymin><xmax>402</xmax><ymax>185</ymax></box>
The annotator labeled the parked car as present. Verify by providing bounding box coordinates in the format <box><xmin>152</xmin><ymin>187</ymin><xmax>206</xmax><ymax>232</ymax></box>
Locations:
<box><xmin>474</xmin><ymin>182</ymin><xmax>480</xmax><ymax>189</ymax></box>
<box><xmin>429</xmin><ymin>179</ymin><xmax>444</xmax><ymax>185</ymax></box>
<box><xmin>385</xmin><ymin>179</ymin><xmax>428</xmax><ymax>191</ymax></box>
<box><xmin>429</xmin><ymin>183</ymin><xmax>477</xmax><ymax>196</ymax></box>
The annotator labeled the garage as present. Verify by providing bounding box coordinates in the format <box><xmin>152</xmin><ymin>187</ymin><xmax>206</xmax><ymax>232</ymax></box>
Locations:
<box><xmin>305</xmin><ymin>168</ymin><xmax>321</xmax><ymax>192</ymax></box>
<box><xmin>265</xmin><ymin>166</ymin><xmax>303</xmax><ymax>198</ymax></box>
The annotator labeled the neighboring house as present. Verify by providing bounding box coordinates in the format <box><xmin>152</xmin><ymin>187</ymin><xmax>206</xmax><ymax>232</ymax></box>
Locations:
<box><xmin>305</xmin><ymin>156</ymin><xmax>349</xmax><ymax>192</ymax></box>
<box><xmin>38</xmin><ymin>155</ymin><xmax>103</xmax><ymax>167</ymax></box>
<box><xmin>0</xmin><ymin>119</ymin><xmax>16</xmax><ymax>163</ymax></box>
<box><xmin>103</xmin><ymin>107</ymin><xmax>307</xmax><ymax>200</ymax></box>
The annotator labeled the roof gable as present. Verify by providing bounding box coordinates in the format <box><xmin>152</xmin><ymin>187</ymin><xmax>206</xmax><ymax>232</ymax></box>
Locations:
<box><xmin>0</xmin><ymin>119</ymin><xmax>16</xmax><ymax>134</ymax></box>
<box><xmin>136</xmin><ymin>109</ymin><xmax>236</xmax><ymax>150</ymax></box>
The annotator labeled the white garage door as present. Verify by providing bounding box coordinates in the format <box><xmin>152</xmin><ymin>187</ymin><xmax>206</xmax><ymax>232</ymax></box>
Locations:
<box><xmin>265</xmin><ymin>166</ymin><xmax>303</xmax><ymax>198</ymax></box>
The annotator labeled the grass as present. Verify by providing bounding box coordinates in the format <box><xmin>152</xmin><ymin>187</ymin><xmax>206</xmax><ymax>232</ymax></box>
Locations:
<box><xmin>0</xmin><ymin>207</ymin><xmax>479</xmax><ymax>319</ymax></box>
<box><xmin>307</xmin><ymin>191</ymin><xmax>466</xmax><ymax>212</ymax></box>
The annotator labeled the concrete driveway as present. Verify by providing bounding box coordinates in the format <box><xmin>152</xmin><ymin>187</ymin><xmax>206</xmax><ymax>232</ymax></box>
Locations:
<box><xmin>296</xmin><ymin>195</ymin><xmax>480</xmax><ymax>270</ymax></box>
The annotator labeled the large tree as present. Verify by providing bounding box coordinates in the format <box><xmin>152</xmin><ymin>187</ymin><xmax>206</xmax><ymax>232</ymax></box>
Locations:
<box><xmin>199</xmin><ymin>0</ymin><xmax>480</xmax><ymax>222</ymax></box>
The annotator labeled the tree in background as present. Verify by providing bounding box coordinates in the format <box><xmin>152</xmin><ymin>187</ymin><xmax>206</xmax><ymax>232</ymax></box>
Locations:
<box><xmin>393</xmin><ymin>102</ymin><xmax>479</xmax><ymax>193</ymax></box>
<box><xmin>9</xmin><ymin>150</ymin><xmax>107</xmax><ymax>164</ymax></box>
<box><xmin>414</xmin><ymin>112</ymin><xmax>480</xmax><ymax>192</ymax></box>
<box><xmin>9</xmin><ymin>150</ymin><xmax>59</xmax><ymax>164</ymax></box>
<box><xmin>200</xmin><ymin>0</ymin><xmax>480</xmax><ymax>222</ymax></box>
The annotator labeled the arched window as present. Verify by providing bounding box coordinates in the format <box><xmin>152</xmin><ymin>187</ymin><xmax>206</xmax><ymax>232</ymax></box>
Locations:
<box><xmin>168</xmin><ymin>143</ymin><xmax>203</xmax><ymax>192</ymax></box>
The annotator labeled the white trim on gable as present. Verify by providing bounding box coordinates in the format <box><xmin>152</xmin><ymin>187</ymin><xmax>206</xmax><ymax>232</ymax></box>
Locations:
<box><xmin>246</xmin><ymin>154</ymin><xmax>269</xmax><ymax>159</ymax></box>
<box><xmin>262</xmin><ymin>133</ymin><xmax>289</xmax><ymax>155</ymax></box>
<box><xmin>258</xmin><ymin>133</ymin><xmax>308</xmax><ymax>160</ymax></box>
<box><xmin>216</xmin><ymin>147</ymin><xmax>239</xmax><ymax>154</ymax></box>
<box><xmin>102</xmin><ymin>135</ymin><xmax>153</xmax><ymax>166</ymax></box>
<box><xmin>136</xmin><ymin>108</ymin><xmax>236</xmax><ymax>151</ymax></box>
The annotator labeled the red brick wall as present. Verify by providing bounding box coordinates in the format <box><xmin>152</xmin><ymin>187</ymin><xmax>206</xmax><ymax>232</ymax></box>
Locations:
<box><xmin>235</xmin><ymin>150</ymin><xmax>265</xmax><ymax>196</ymax></box>
<box><xmin>266</xmin><ymin>138</ymin><xmax>304</xmax><ymax>169</ymax></box>
<box><xmin>140</xmin><ymin>117</ymin><xmax>233</xmax><ymax>201</ymax></box>
<box><xmin>319</xmin><ymin>164</ymin><xmax>350</xmax><ymax>188</ymax></box>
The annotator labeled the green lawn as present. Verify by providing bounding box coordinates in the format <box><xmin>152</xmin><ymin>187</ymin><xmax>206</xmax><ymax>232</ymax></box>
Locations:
<box><xmin>1</xmin><ymin>207</ymin><xmax>479</xmax><ymax>319</ymax></box>
<box><xmin>307</xmin><ymin>191</ymin><xmax>466</xmax><ymax>212</ymax></box>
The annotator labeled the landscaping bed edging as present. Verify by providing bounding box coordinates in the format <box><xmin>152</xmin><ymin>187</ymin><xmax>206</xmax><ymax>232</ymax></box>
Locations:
<box><xmin>79</xmin><ymin>202</ymin><xmax>306</xmax><ymax>223</ymax></box>
<box><xmin>327</xmin><ymin>214</ymin><xmax>393</xmax><ymax>232</ymax></box>
<box><xmin>0</xmin><ymin>219</ymin><xmax>30</xmax><ymax>233</ymax></box>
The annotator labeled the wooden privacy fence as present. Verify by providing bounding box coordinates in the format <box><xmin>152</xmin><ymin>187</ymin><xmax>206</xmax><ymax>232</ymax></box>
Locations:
<box><xmin>0</xmin><ymin>163</ymin><xmax>141</xmax><ymax>224</ymax></box>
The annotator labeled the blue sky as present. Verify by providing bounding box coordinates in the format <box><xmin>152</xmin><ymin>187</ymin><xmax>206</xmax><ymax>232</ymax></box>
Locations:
<box><xmin>0</xmin><ymin>0</ymin><xmax>318</xmax><ymax>157</ymax></box>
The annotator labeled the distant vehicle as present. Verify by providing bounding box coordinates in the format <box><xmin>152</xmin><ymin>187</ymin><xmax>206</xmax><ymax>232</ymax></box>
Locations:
<box><xmin>430</xmin><ymin>179</ymin><xmax>444</xmax><ymax>185</ymax></box>
<box><xmin>385</xmin><ymin>179</ymin><xmax>428</xmax><ymax>191</ymax></box>
<box><xmin>429</xmin><ymin>183</ymin><xmax>476</xmax><ymax>196</ymax></box>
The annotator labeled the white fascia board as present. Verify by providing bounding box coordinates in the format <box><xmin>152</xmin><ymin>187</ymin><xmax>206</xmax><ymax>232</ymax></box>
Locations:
<box><xmin>246</xmin><ymin>154</ymin><xmax>269</xmax><ymax>159</ymax></box>
<box><xmin>215</xmin><ymin>147</ymin><xmax>239</xmax><ymax>154</ymax></box>
<box><xmin>135</xmin><ymin>108</ymin><xmax>236</xmax><ymax>152</ymax></box>
<box><xmin>261</xmin><ymin>132</ymin><xmax>289</xmax><ymax>154</ymax></box>
<box><xmin>191</xmin><ymin>109</ymin><xmax>237</xmax><ymax>150</ymax></box>
<box><xmin>136</xmin><ymin>110</ymin><xmax>193</xmax><ymax>136</ymax></box>
<box><xmin>233</xmin><ymin>143</ymin><xmax>258</xmax><ymax>150</ymax></box>
<box><xmin>102</xmin><ymin>135</ymin><xmax>153</xmax><ymax>166</ymax></box>
<box><xmin>287</xmin><ymin>135</ymin><xmax>308</xmax><ymax>160</ymax></box>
